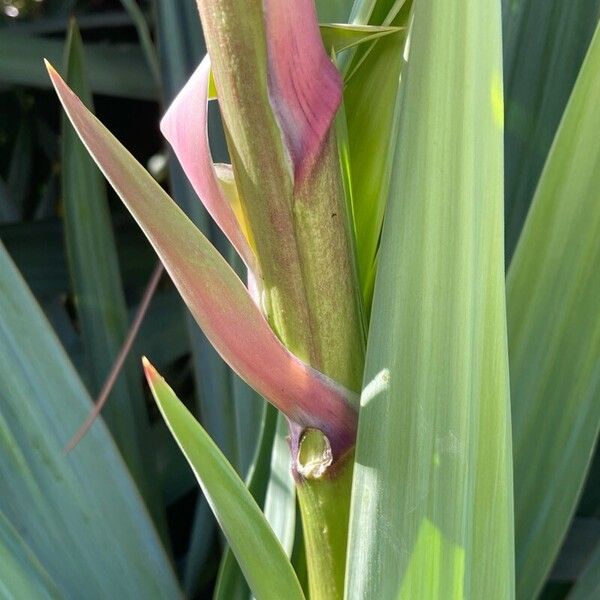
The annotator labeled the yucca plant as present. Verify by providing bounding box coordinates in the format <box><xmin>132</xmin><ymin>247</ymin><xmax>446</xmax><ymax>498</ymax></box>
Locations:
<box><xmin>1</xmin><ymin>0</ymin><xmax>599</xmax><ymax>598</ymax></box>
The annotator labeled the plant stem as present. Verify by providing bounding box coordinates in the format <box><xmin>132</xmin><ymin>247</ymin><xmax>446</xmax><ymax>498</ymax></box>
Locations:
<box><xmin>296</xmin><ymin>449</ymin><xmax>354</xmax><ymax>600</ymax></box>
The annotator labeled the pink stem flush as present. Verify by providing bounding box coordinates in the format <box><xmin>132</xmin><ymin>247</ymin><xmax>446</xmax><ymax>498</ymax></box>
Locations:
<box><xmin>264</xmin><ymin>0</ymin><xmax>343</xmax><ymax>178</ymax></box>
<box><xmin>46</xmin><ymin>61</ymin><xmax>357</xmax><ymax>462</ymax></box>
<box><xmin>160</xmin><ymin>56</ymin><xmax>258</xmax><ymax>275</ymax></box>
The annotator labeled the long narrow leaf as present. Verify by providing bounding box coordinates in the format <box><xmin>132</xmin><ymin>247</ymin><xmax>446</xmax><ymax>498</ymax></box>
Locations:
<box><xmin>0</xmin><ymin>31</ymin><xmax>157</xmax><ymax>100</ymax></box>
<box><xmin>0</xmin><ymin>511</ymin><xmax>60</xmax><ymax>599</ymax></box>
<box><xmin>507</xmin><ymin>23</ymin><xmax>600</xmax><ymax>600</ymax></box>
<box><xmin>502</xmin><ymin>0</ymin><xmax>600</xmax><ymax>259</ymax></box>
<box><xmin>0</xmin><ymin>241</ymin><xmax>181</xmax><ymax>597</ymax></box>
<box><xmin>213</xmin><ymin>403</ymin><xmax>277</xmax><ymax>600</ymax></box>
<box><xmin>61</xmin><ymin>20</ymin><xmax>161</xmax><ymax>522</ymax></box>
<box><xmin>569</xmin><ymin>540</ymin><xmax>600</xmax><ymax>599</ymax></box>
<box><xmin>346</xmin><ymin>1</ymin><xmax>514</xmax><ymax>597</ymax></box>
<box><xmin>342</xmin><ymin>6</ymin><xmax>410</xmax><ymax>312</ymax></box>
<box><xmin>153</xmin><ymin>5</ymin><xmax>235</xmax><ymax>591</ymax></box>
<box><xmin>143</xmin><ymin>359</ymin><xmax>304</xmax><ymax>600</ymax></box>
<box><xmin>46</xmin><ymin>61</ymin><xmax>358</xmax><ymax>456</ymax></box>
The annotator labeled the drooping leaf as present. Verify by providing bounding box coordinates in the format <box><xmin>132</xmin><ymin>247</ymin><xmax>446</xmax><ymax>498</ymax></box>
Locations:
<box><xmin>0</xmin><ymin>240</ymin><xmax>181</xmax><ymax>597</ymax></box>
<box><xmin>507</xmin><ymin>22</ymin><xmax>600</xmax><ymax>600</ymax></box>
<box><xmin>60</xmin><ymin>20</ymin><xmax>162</xmax><ymax>524</ymax></box>
<box><xmin>46</xmin><ymin>61</ymin><xmax>358</xmax><ymax>457</ymax></box>
<box><xmin>143</xmin><ymin>359</ymin><xmax>304</xmax><ymax>600</ymax></box>
<box><xmin>502</xmin><ymin>0</ymin><xmax>600</xmax><ymax>260</ymax></box>
<box><xmin>346</xmin><ymin>1</ymin><xmax>514</xmax><ymax>598</ymax></box>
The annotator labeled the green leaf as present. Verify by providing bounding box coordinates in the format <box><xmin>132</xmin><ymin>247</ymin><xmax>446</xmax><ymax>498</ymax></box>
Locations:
<box><xmin>570</xmin><ymin>540</ymin><xmax>600</xmax><ymax>599</ymax></box>
<box><xmin>0</xmin><ymin>31</ymin><xmax>157</xmax><ymax>100</ymax></box>
<box><xmin>213</xmin><ymin>403</ymin><xmax>278</xmax><ymax>600</ymax></box>
<box><xmin>118</xmin><ymin>0</ymin><xmax>161</xmax><ymax>84</ymax></box>
<box><xmin>320</xmin><ymin>23</ymin><xmax>400</xmax><ymax>54</ymax></box>
<box><xmin>61</xmin><ymin>20</ymin><xmax>163</xmax><ymax>524</ymax></box>
<box><xmin>263</xmin><ymin>413</ymin><xmax>296</xmax><ymax>556</ymax></box>
<box><xmin>502</xmin><ymin>0</ymin><xmax>600</xmax><ymax>260</ymax></box>
<box><xmin>507</xmin><ymin>22</ymin><xmax>600</xmax><ymax>600</ymax></box>
<box><xmin>0</xmin><ymin>511</ymin><xmax>60</xmax><ymax>599</ymax></box>
<box><xmin>342</xmin><ymin>5</ymin><xmax>410</xmax><ymax>313</ymax></box>
<box><xmin>7</xmin><ymin>120</ymin><xmax>33</xmax><ymax>212</ymax></box>
<box><xmin>316</xmin><ymin>0</ymin><xmax>354</xmax><ymax>22</ymax></box>
<box><xmin>143</xmin><ymin>360</ymin><xmax>305</xmax><ymax>600</ymax></box>
<box><xmin>346</xmin><ymin>0</ymin><xmax>514</xmax><ymax>597</ymax></box>
<box><xmin>0</xmin><ymin>240</ymin><xmax>181</xmax><ymax>597</ymax></box>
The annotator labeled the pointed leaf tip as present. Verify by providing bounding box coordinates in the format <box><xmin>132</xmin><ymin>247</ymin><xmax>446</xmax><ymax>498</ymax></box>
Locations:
<box><xmin>141</xmin><ymin>356</ymin><xmax>156</xmax><ymax>381</ymax></box>
<box><xmin>47</xmin><ymin>64</ymin><xmax>357</xmax><ymax>460</ymax></box>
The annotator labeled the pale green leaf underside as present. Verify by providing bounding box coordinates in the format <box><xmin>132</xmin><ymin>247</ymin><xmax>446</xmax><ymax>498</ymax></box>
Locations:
<box><xmin>507</xmin><ymin>22</ymin><xmax>600</xmax><ymax>600</ymax></box>
<box><xmin>0</xmin><ymin>241</ymin><xmax>181</xmax><ymax>598</ymax></box>
<box><xmin>145</xmin><ymin>362</ymin><xmax>304</xmax><ymax>600</ymax></box>
<box><xmin>346</xmin><ymin>1</ymin><xmax>514</xmax><ymax>598</ymax></box>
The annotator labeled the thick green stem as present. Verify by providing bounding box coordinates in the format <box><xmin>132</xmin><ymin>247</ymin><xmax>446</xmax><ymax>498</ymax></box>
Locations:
<box><xmin>296</xmin><ymin>435</ymin><xmax>354</xmax><ymax>600</ymax></box>
<box><xmin>196</xmin><ymin>0</ymin><xmax>364</xmax><ymax>384</ymax></box>
<box><xmin>196</xmin><ymin>1</ymin><xmax>364</xmax><ymax>594</ymax></box>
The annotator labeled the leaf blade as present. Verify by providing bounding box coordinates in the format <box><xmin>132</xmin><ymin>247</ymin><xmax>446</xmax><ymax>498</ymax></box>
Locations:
<box><xmin>143</xmin><ymin>359</ymin><xmax>304</xmax><ymax>600</ymax></box>
<box><xmin>61</xmin><ymin>20</ymin><xmax>161</xmax><ymax>521</ymax></box>
<box><xmin>0</xmin><ymin>240</ymin><xmax>181</xmax><ymax>597</ymax></box>
<box><xmin>46</xmin><ymin>61</ymin><xmax>358</xmax><ymax>456</ymax></box>
<box><xmin>507</xmin><ymin>22</ymin><xmax>600</xmax><ymax>600</ymax></box>
<box><xmin>345</xmin><ymin>1</ymin><xmax>514</xmax><ymax>597</ymax></box>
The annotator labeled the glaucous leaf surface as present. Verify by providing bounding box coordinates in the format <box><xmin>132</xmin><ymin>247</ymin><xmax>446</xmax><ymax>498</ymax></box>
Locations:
<box><xmin>0</xmin><ymin>241</ymin><xmax>181</xmax><ymax>598</ymax></box>
<box><xmin>61</xmin><ymin>20</ymin><xmax>159</xmax><ymax>516</ymax></box>
<box><xmin>346</xmin><ymin>1</ymin><xmax>514</xmax><ymax>597</ymax></box>
<box><xmin>502</xmin><ymin>0</ymin><xmax>600</xmax><ymax>259</ymax></box>
<box><xmin>507</xmin><ymin>22</ymin><xmax>600</xmax><ymax>600</ymax></box>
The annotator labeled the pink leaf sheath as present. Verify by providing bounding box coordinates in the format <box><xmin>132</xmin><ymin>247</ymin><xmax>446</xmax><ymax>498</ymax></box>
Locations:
<box><xmin>160</xmin><ymin>56</ymin><xmax>257</xmax><ymax>274</ymax></box>
<box><xmin>46</xmin><ymin>61</ymin><xmax>357</xmax><ymax>458</ymax></box>
<box><xmin>264</xmin><ymin>0</ymin><xmax>343</xmax><ymax>178</ymax></box>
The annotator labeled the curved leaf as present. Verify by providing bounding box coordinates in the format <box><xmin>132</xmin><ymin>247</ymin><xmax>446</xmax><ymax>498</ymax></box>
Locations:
<box><xmin>46</xmin><ymin>61</ymin><xmax>357</xmax><ymax>458</ymax></box>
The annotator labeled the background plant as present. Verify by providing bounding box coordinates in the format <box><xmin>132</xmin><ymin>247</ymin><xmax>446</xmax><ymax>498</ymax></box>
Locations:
<box><xmin>0</xmin><ymin>1</ymin><xmax>598</xmax><ymax>599</ymax></box>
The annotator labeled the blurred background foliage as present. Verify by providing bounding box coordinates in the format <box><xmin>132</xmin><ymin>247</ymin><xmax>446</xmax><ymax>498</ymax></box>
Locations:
<box><xmin>0</xmin><ymin>0</ymin><xmax>597</xmax><ymax>598</ymax></box>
